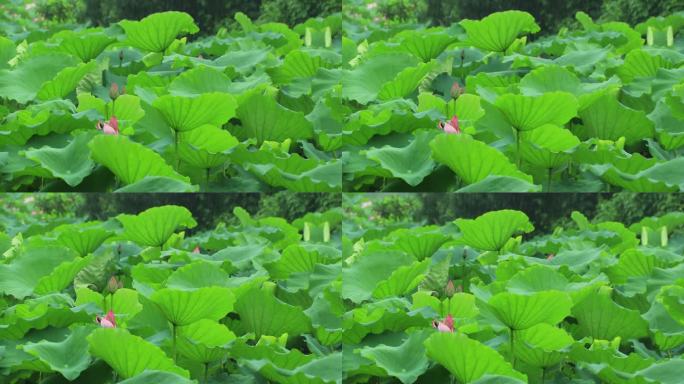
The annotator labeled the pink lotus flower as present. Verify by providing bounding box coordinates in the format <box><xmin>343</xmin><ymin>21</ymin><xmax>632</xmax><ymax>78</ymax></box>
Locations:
<box><xmin>546</xmin><ymin>253</ymin><xmax>554</xmax><ymax>261</ymax></box>
<box><xmin>438</xmin><ymin>116</ymin><xmax>461</xmax><ymax>135</ymax></box>
<box><xmin>432</xmin><ymin>314</ymin><xmax>455</xmax><ymax>333</ymax></box>
<box><xmin>96</xmin><ymin>116</ymin><xmax>119</xmax><ymax>135</ymax></box>
<box><xmin>193</xmin><ymin>246</ymin><xmax>201</xmax><ymax>253</ymax></box>
<box><xmin>96</xmin><ymin>310</ymin><xmax>117</xmax><ymax>328</ymax></box>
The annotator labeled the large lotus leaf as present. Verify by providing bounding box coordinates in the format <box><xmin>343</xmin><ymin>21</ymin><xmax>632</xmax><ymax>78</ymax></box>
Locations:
<box><xmin>150</xmin><ymin>287</ymin><xmax>234</xmax><ymax>326</ymax></box>
<box><xmin>455</xmin><ymin>210</ymin><xmax>534</xmax><ymax>251</ymax></box>
<box><xmin>75</xmin><ymin>287</ymin><xmax>143</xmax><ymax>325</ymax></box>
<box><xmin>54</xmin><ymin>29</ymin><xmax>116</xmax><ymax>62</ymax></box>
<box><xmin>117</xmin><ymin>205</ymin><xmax>196</xmax><ymax>247</ymax></box>
<box><xmin>153</xmin><ymin>92</ymin><xmax>237</xmax><ymax>132</ymax></box>
<box><xmin>234</xmin><ymin>92</ymin><xmax>314</xmax><ymax>144</ymax></box>
<box><xmin>424</xmin><ymin>332</ymin><xmax>526</xmax><ymax>383</ymax></box>
<box><xmin>34</xmin><ymin>255</ymin><xmax>92</xmax><ymax>295</ymax></box>
<box><xmin>177</xmin><ymin>125</ymin><xmax>238</xmax><ymax>169</ymax></box>
<box><xmin>230</xmin><ymin>146</ymin><xmax>341</xmax><ymax>191</ymax></box>
<box><xmin>489</xmin><ymin>291</ymin><xmax>572</xmax><ymax>330</ymax></box>
<box><xmin>377</xmin><ymin>61</ymin><xmax>436</xmax><ymax>101</ymax></box>
<box><xmin>659</xmin><ymin>284</ymin><xmax>684</xmax><ymax>326</ymax></box>
<box><xmin>21</xmin><ymin>326</ymin><xmax>91</xmax><ymax>380</ymax></box>
<box><xmin>119</xmin><ymin>11</ymin><xmax>199</xmax><ymax>53</ymax></box>
<box><xmin>89</xmin><ymin>135</ymin><xmax>190</xmax><ymax>185</ymax></box>
<box><xmin>37</xmin><ymin>60</ymin><xmax>97</xmax><ymax>101</ymax></box>
<box><xmin>635</xmin><ymin>360</ymin><xmax>684</xmax><ymax>384</ymax></box>
<box><xmin>168</xmin><ymin>66</ymin><xmax>232</xmax><ymax>96</ymax></box>
<box><xmin>117</xmin><ymin>371</ymin><xmax>195</xmax><ymax>384</ymax></box>
<box><xmin>494</xmin><ymin>92</ymin><xmax>578</xmax><ymax>132</ymax></box>
<box><xmin>55</xmin><ymin>223</ymin><xmax>113</xmax><ymax>256</ymax></box>
<box><xmin>232</xmin><ymin>287</ymin><xmax>311</xmax><ymax>338</ymax></box>
<box><xmin>268</xmin><ymin>50</ymin><xmax>324</xmax><ymax>84</ymax></box>
<box><xmin>77</xmin><ymin>93</ymin><xmax>145</xmax><ymax>123</ymax></box>
<box><xmin>264</xmin><ymin>244</ymin><xmax>323</xmax><ymax>280</ymax></box>
<box><xmin>372</xmin><ymin>259</ymin><xmax>430</xmax><ymax>299</ymax></box>
<box><xmin>412</xmin><ymin>291</ymin><xmax>479</xmax><ymax>320</ymax></box>
<box><xmin>23</xmin><ymin>131</ymin><xmax>95</xmax><ymax>187</ymax></box>
<box><xmin>396</xmin><ymin>29</ymin><xmax>458</xmax><ymax>62</ymax></box>
<box><xmin>0</xmin><ymin>53</ymin><xmax>78</xmax><ymax>103</ymax></box>
<box><xmin>513</xmin><ymin>323</ymin><xmax>574</xmax><ymax>368</ymax></box>
<box><xmin>582</xmin><ymin>151</ymin><xmax>676</xmax><ymax>192</ymax></box>
<box><xmin>88</xmin><ymin>328</ymin><xmax>189</xmax><ymax>379</ymax></box>
<box><xmin>359</xmin><ymin>329</ymin><xmax>431</xmax><ymax>384</ymax></box>
<box><xmin>165</xmin><ymin>261</ymin><xmax>230</xmax><ymax>289</ymax></box>
<box><xmin>519</xmin><ymin>65</ymin><xmax>583</xmax><ymax>96</ymax></box>
<box><xmin>456</xmin><ymin>175</ymin><xmax>541</xmax><ymax>192</ymax></box>
<box><xmin>617</xmin><ymin>49</ymin><xmax>671</xmax><ymax>82</ymax></box>
<box><xmin>0</xmin><ymin>246</ymin><xmax>77</xmax><ymax>299</ymax></box>
<box><xmin>461</xmin><ymin>11</ymin><xmax>540</xmax><ymax>52</ymax></box>
<box><xmin>431</xmin><ymin>135</ymin><xmax>533</xmax><ymax>185</ymax></box>
<box><xmin>365</xmin><ymin>130</ymin><xmax>437</xmax><ymax>186</ymax></box>
<box><xmin>608</xmin><ymin>249</ymin><xmax>661</xmax><ymax>284</ymax></box>
<box><xmin>391</xmin><ymin>227</ymin><xmax>450</xmax><ymax>261</ymax></box>
<box><xmin>342</xmin><ymin>53</ymin><xmax>420</xmax><ymax>104</ymax></box>
<box><xmin>519</xmin><ymin>124</ymin><xmax>580</xmax><ymax>169</ymax></box>
<box><xmin>0</xmin><ymin>36</ymin><xmax>15</xmax><ymax>69</ymax></box>
<box><xmin>342</xmin><ymin>251</ymin><xmax>415</xmax><ymax>303</ymax></box>
<box><xmin>578</xmin><ymin>92</ymin><xmax>654</xmax><ymax>145</ymax></box>
<box><xmin>572</xmin><ymin>289</ymin><xmax>649</xmax><ymax>340</ymax></box>
<box><xmin>177</xmin><ymin>319</ymin><xmax>235</xmax><ymax>363</ymax></box>
<box><xmin>643</xmin><ymin>294</ymin><xmax>684</xmax><ymax>351</ymax></box>
<box><xmin>115</xmin><ymin>176</ymin><xmax>198</xmax><ymax>192</ymax></box>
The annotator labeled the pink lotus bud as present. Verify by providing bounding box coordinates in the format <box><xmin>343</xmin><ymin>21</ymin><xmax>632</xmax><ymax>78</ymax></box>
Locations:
<box><xmin>96</xmin><ymin>310</ymin><xmax>117</xmax><ymax>328</ymax></box>
<box><xmin>438</xmin><ymin>115</ymin><xmax>461</xmax><ymax>134</ymax></box>
<box><xmin>193</xmin><ymin>246</ymin><xmax>201</xmax><ymax>253</ymax></box>
<box><xmin>106</xmin><ymin>276</ymin><xmax>123</xmax><ymax>294</ymax></box>
<box><xmin>432</xmin><ymin>314</ymin><xmax>455</xmax><ymax>333</ymax></box>
<box><xmin>96</xmin><ymin>116</ymin><xmax>119</xmax><ymax>135</ymax></box>
<box><xmin>445</xmin><ymin>280</ymin><xmax>456</xmax><ymax>297</ymax></box>
<box><xmin>546</xmin><ymin>253</ymin><xmax>554</xmax><ymax>261</ymax></box>
<box><xmin>450</xmin><ymin>82</ymin><xmax>464</xmax><ymax>99</ymax></box>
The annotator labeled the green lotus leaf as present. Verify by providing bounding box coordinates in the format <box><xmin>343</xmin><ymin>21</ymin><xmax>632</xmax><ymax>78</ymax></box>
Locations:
<box><xmin>342</xmin><ymin>53</ymin><xmax>420</xmax><ymax>104</ymax></box>
<box><xmin>89</xmin><ymin>135</ymin><xmax>191</xmax><ymax>185</ymax></box>
<box><xmin>230</xmin><ymin>146</ymin><xmax>341</xmax><ymax>192</ymax></box>
<box><xmin>37</xmin><ymin>60</ymin><xmax>97</xmax><ymax>101</ymax></box>
<box><xmin>21</xmin><ymin>326</ymin><xmax>92</xmax><ymax>380</ymax></box>
<box><xmin>117</xmin><ymin>205</ymin><xmax>197</xmax><ymax>247</ymax></box>
<box><xmin>264</xmin><ymin>244</ymin><xmax>323</xmax><ymax>280</ymax></box>
<box><xmin>53</xmin><ymin>29</ymin><xmax>116</xmax><ymax>62</ymax></box>
<box><xmin>489</xmin><ymin>291</ymin><xmax>573</xmax><ymax>330</ymax></box>
<box><xmin>412</xmin><ymin>291</ymin><xmax>479</xmax><ymax>319</ymax></box>
<box><xmin>454</xmin><ymin>210</ymin><xmax>534</xmax><ymax>251</ymax></box>
<box><xmin>494</xmin><ymin>91</ymin><xmax>578</xmax><ymax>131</ymax></box>
<box><xmin>506</xmin><ymin>265</ymin><xmax>570</xmax><ymax>294</ymax></box>
<box><xmin>75</xmin><ymin>287</ymin><xmax>143</xmax><ymax>325</ymax></box>
<box><xmin>643</xmin><ymin>293</ymin><xmax>684</xmax><ymax>351</ymax></box>
<box><xmin>88</xmin><ymin>328</ymin><xmax>190</xmax><ymax>379</ymax></box>
<box><xmin>359</xmin><ymin>329</ymin><xmax>431</xmax><ymax>384</ymax></box>
<box><xmin>55</xmin><ymin>222</ymin><xmax>113</xmax><ymax>256</ymax></box>
<box><xmin>635</xmin><ymin>359</ymin><xmax>684</xmax><ymax>384</ymax></box>
<box><xmin>390</xmin><ymin>227</ymin><xmax>450</xmax><ymax>261</ymax></box>
<box><xmin>0</xmin><ymin>36</ymin><xmax>15</xmax><ymax>69</ymax></box>
<box><xmin>177</xmin><ymin>125</ymin><xmax>238</xmax><ymax>169</ymax></box>
<box><xmin>424</xmin><ymin>332</ymin><xmax>526</xmax><ymax>383</ymax></box>
<box><xmin>461</xmin><ymin>11</ymin><xmax>540</xmax><ymax>52</ymax></box>
<box><xmin>165</xmin><ymin>261</ymin><xmax>230</xmax><ymax>289</ymax></box>
<box><xmin>572</xmin><ymin>289</ymin><xmax>649</xmax><ymax>340</ymax></box>
<box><xmin>0</xmin><ymin>53</ymin><xmax>78</xmax><ymax>103</ymax></box>
<box><xmin>581</xmin><ymin>151</ymin><xmax>676</xmax><ymax>192</ymax></box>
<box><xmin>373</xmin><ymin>259</ymin><xmax>431</xmax><ymax>299</ymax></box>
<box><xmin>153</xmin><ymin>92</ymin><xmax>237</xmax><ymax>132</ymax></box>
<box><xmin>608</xmin><ymin>249</ymin><xmax>662</xmax><ymax>284</ymax></box>
<box><xmin>396</xmin><ymin>29</ymin><xmax>458</xmax><ymax>62</ymax></box>
<box><xmin>23</xmin><ymin>131</ymin><xmax>95</xmax><ymax>187</ymax></box>
<box><xmin>431</xmin><ymin>135</ymin><xmax>533</xmax><ymax>185</ymax></box>
<box><xmin>342</xmin><ymin>250</ymin><xmax>415</xmax><ymax>303</ymax></box>
<box><xmin>519</xmin><ymin>124</ymin><xmax>581</xmax><ymax>169</ymax></box>
<box><xmin>268</xmin><ymin>50</ymin><xmax>324</xmax><ymax>84</ymax></box>
<box><xmin>77</xmin><ymin>93</ymin><xmax>146</xmax><ymax>123</ymax></box>
<box><xmin>377</xmin><ymin>61</ymin><xmax>436</xmax><ymax>101</ymax></box>
<box><xmin>168</xmin><ymin>66</ymin><xmax>232</xmax><ymax>97</ymax></box>
<box><xmin>365</xmin><ymin>130</ymin><xmax>437</xmax><ymax>186</ymax></box>
<box><xmin>617</xmin><ymin>49</ymin><xmax>672</xmax><ymax>82</ymax></box>
<box><xmin>456</xmin><ymin>175</ymin><xmax>542</xmax><ymax>192</ymax></box>
<box><xmin>114</xmin><ymin>176</ymin><xmax>198</xmax><ymax>192</ymax></box>
<box><xmin>34</xmin><ymin>255</ymin><xmax>92</xmax><ymax>295</ymax></box>
<box><xmin>0</xmin><ymin>246</ymin><xmax>78</xmax><ymax>299</ymax></box>
<box><xmin>150</xmin><ymin>287</ymin><xmax>234</xmax><ymax>326</ymax></box>
<box><xmin>578</xmin><ymin>92</ymin><xmax>654</xmax><ymax>145</ymax></box>
<box><xmin>119</xmin><ymin>11</ymin><xmax>199</xmax><ymax>53</ymax></box>
<box><xmin>519</xmin><ymin>65</ymin><xmax>583</xmax><ymax>96</ymax></box>
<box><xmin>513</xmin><ymin>323</ymin><xmax>574</xmax><ymax>367</ymax></box>
<box><xmin>177</xmin><ymin>319</ymin><xmax>236</xmax><ymax>363</ymax></box>
<box><xmin>233</xmin><ymin>92</ymin><xmax>314</xmax><ymax>144</ymax></box>
<box><xmin>116</xmin><ymin>371</ymin><xmax>195</xmax><ymax>384</ymax></box>
<box><xmin>231</xmin><ymin>287</ymin><xmax>311</xmax><ymax>338</ymax></box>
<box><xmin>659</xmin><ymin>284</ymin><xmax>684</xmax><ymax>326</ymax></box>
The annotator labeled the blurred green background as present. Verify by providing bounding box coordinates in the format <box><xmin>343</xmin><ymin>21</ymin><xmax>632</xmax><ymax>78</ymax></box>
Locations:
<box><xmin>344</xmin><ymin>193</ymin><xmax>684</xmax><ymax>235</ymax></box>
<box><xmin>0</xmin><ymin>193</ymin><xmax>340</xmax><ymax>231</ymax></box>
<box><xmin>5</xmin><ymin>0</ymin><xmax>340</xmax><ymax>34</ymax></box>
<box><xmin>344</xmin><ymin>0</ymin><xmax>684</xmax><ymax>33</ymax></box>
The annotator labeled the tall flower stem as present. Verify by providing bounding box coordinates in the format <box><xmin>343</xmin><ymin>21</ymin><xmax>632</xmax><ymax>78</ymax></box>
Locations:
<box><xmin>171</xmin><ymin>322</ymin><xmax>177</xmax><ymax>363</ymax></box>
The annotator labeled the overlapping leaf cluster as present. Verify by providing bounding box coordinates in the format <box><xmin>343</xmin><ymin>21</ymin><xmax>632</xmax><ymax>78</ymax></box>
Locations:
<box><xmin>342</xmin><ymin>10</ymin><xmax>684</xmax><ymax>192</ymax></box>
<box><xmin>0</xmin><ymin>11</ymin><xmax>342</xmax><ymax>192</ymax></box>
<box><xmin>343</xmin><ymin>207</ymin><xmax>684</xmax><ymax>383</ymax></box>
<box><xmin>0</xmin><ymin>204</ymin><xmax>342</xmax><ymax>383</ymax></box>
